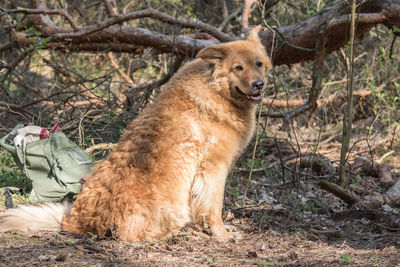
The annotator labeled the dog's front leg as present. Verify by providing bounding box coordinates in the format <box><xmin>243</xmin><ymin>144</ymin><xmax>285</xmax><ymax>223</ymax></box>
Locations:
<box><xmin>191</xmin><ymin>164</ymin><xmax>239</xmax><ymax>241</ymax></box>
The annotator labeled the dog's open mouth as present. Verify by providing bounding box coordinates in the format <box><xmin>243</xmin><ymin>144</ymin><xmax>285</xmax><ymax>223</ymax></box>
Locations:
<box><xmin>235</xmin><ymin>87</ymin><xmax>262</xmax><ymax>104</ymax></box>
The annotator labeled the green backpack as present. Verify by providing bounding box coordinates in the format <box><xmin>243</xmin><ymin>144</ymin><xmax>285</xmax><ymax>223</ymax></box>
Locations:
<box><xmin>0</xmin><ymin>124</ymin><xmax>94</xmax><ymax>202</ymax></box>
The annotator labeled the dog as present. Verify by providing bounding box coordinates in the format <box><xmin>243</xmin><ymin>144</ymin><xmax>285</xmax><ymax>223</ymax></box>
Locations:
<box><xmin>0</xmin><ymin>26</ymin><xmax>271</xmax><ymax>242</ymax></box>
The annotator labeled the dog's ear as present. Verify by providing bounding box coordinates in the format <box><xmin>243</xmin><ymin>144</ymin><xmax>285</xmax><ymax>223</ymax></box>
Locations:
<box><xmin>247</xmin><ymin>25</ymin><xmax>262</xmax><ymax>44</ymax></box>
<box><xmin>196</xmin><ymin>45</ymin><xmax>227</xmax><ymax>64</ymax></box>
<box><xmin>248</xmin><ymin>25</ymin><xmax>271</xmax><ymax>71</ymax></box>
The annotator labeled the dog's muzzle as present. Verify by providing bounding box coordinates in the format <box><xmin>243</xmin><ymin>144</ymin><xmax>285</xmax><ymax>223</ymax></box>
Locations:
<box><xmin>235</xmin><ymin>86</ymin><xmax>262</xmax><ymax>104</ymax></box>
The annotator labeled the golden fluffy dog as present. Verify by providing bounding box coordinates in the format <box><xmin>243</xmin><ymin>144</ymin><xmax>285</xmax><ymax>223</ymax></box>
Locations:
<box><xmin>0</xmin><ymin>26</ymin><xmax>270</xmax><ymax>242</ymax></box>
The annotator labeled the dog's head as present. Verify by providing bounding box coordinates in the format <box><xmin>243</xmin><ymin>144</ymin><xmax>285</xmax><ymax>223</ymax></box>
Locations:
<box><xmin>197</xmin><ymin>26</ymin><xmax>271</xmax><ymax>105</ymax></box>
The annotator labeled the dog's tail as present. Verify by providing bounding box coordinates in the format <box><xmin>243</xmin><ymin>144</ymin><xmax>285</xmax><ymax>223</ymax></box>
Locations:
<box><xmin>0</xmin><ymin>202</ymin><xmax>72</xmax><ymax>233</ymax></box>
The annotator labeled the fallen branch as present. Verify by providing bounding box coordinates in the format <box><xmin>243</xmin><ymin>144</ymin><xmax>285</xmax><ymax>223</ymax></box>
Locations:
<box><xmin>235</xmin><ymin>152</ymin><xmax>331</xmax><ymax>173</ymax></box>
<box><xmin>262</xmin><ymin>90</ymin><xmax>376</xmax><ymax>109</ymax></box>
<box><xmin>319</xmin><ymin>178</ymin><xmax>400</xmax><ymax>209</ymax></box>
<box><xmin>318</xmin><ymin>180</ymin><xmax>361</xmax><ymax>207</ymax></box>
<box><xmin>34</xmin><ymin>7</ymin><xmax>232</xmax><ymax>42</ymax></box>
<box><xmin>353</xmin><ymin>156</ymin><xmax>393</xmax><ymax>184</ymax></box>
<box><xmin>1</xmin><ymin>0</ymin><xmax>398</xmax><ymax>66</ymax></box>
<box><xmin>85</xmin><ymin>143</ymin><xmax>117</xmax><ymax>155</ymax></box>
<box><xmin>260</xmin><ymin>2</ymin><xmax>400</xmax><ymax>65</ymax></box>
<box><xmin>263</xmin><ymin>25</ymin><xmax>328</xmax><ymax>119</ymax></box>
<box><xmin>299</xmin><ymin>154</ymin><xmax>335</xmax><ymax>175</ymax></box>
<box><xmin>41</xmin><ymin>100</ymin><xmax>105</xmax><ymax>108</ymax></box>
<box><xmin>107</xmin><ymin>52</ymin><xmax>135</xmax><ymax>88</ymax></box>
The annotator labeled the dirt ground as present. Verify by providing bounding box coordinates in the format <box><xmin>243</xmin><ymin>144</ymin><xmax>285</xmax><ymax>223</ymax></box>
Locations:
<box><xmin>0</xmin><ymin>212</ymin><xmax>399</xmax><ymax>266</ymax></box>
<box><xmin>0</xmin><ymin>121</ymin><xmax>400</xmax><ymax>266</ymax></box>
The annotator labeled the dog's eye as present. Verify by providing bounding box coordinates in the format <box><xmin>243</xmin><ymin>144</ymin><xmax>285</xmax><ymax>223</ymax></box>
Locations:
<box><xmin>235</xmin><ymin>65</ymin><xmax>243</xmax><ymax>71</ymax></box>
<box><xmin>256</xmin><ymin>61</ymin><xmax>263</xmax><ymax>67</ymax></box>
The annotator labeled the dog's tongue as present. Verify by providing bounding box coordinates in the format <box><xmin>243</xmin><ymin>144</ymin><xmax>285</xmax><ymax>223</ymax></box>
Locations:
<box><xmin>245</xmin><ymin>93</ymin><xmax>262</xmax><ymax>104</ymax></box>
<box><xmin>249</xmin><ymin>94</ymin><xmax>262</xmax><ymax>103</ymax></box>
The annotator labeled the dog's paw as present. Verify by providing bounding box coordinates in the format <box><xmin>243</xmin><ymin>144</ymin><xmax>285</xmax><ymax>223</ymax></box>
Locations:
<box><xmin>213</xmin><ymin>225</ymin><xmax>242</xmax><ymax>242</ymax></box>
<box><xmin>225</xmin><ymin>225</ymin><xmax>242</xmax><ymax>241</ymax></box>
<box><xmin>224</xmin><ymin>224</ymin><xmax>237</xmax><ymax>232</ymax></box>
<box><xmin>214</xmin><ymin>231</ymin><xmax>234</xmax><ymax>242</ymax></box>
<box><xmin>229</xmin><ymin>230</ymin><xmax>243</xmax><ymax>240</ymax></box>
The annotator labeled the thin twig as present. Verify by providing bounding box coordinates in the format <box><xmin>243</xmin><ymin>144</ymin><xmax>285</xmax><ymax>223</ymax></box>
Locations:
<box><xmin>107</xmin><ymin>52</ymin><xmax>135</xmax><ymax>88</ymax></box>
<box><xmin>389</xmin><ymin>35</ymin><xmax>398</xmax><ymax>59</ymax></box>
<box><xmin>274</xmin><ymin>138</ymin><xmax>286</xmax><ymax>182</ymax></box>
<box><xmin>124</xmin><ymin>56</ymin><xmax>185</xmax><ymax>106</ymax></box>
<box><xmin>242</xmin><ymin>90</ymin><xmax>265</xmax><ymax>206</ymax></box>
<box><xmin>218</xmin><ymin>6</ymin><xmax>242</xmax><ymax>31</ymax></box>
<box><xmin>0</xmin><ymin>7</ymin><xmax>80</xmax><ymax>30</ymax></box>
<box><xmin>338</xmin><ymin>1</ymin><xmax>357</xmax><ymax>187</ymax></box>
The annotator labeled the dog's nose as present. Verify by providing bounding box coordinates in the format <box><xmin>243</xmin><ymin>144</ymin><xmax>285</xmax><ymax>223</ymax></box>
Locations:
<box><xmin>252</xmin><ymin>80</ymin><xmax>264</xmax><ymax>90</ymax></box>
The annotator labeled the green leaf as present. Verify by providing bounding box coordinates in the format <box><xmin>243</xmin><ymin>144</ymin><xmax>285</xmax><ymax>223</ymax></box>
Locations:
<box><xmin>340</xmin><ymin>253</ymin><xmax>351</xmax><ymax>264</ymax></box>
<box><xmin>204</xmin><ymin>255</ymin><xmax>213</xmax><ymax>263</ymax></box>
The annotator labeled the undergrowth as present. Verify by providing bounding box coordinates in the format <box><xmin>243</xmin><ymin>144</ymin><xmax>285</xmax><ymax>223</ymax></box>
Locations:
<box><xmin>0</xmin><ymin>151</ymin><xmax>31</xmax><ymax>191</ymax></box>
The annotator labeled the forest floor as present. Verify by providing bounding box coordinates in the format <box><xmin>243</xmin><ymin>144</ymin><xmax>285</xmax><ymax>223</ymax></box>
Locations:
<box><xmin>0</xmin><ymin>120</ymin><xmax>399</xmax><ymax>266</ymax></box>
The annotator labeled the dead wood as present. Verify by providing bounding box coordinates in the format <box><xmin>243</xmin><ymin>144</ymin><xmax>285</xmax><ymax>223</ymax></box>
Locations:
<box><xmin>261</xmin><ymin>0</ymin><xmax>400</xmax><ymax>66</ymax></box>
<box><xmin>319</xmin><ymin>176</ymin><xmax>400</xmax><ymax>209</ymax></box>
<box><xmin>386</xmin><ymin>179</ymin><xmax>400</xmax><ymax>206</ymax></box>
<box><xmin>262</xmin><ymin>90</ymin><xmax>377</xmax><ymax>109</ymax></box>
<box><xmin>378</xmin><ymin>165</ymin><xmax>393</xmax><ymax>184</ymax></box>
<box><xmin>1</xmin><ymin>0</ymin><xmax>398</xmax><ymax>118</ymax></box>
<box><xmin>0</xmin><ymin>0</ymin><xmax>399</xmax><ymax>66</ymax></box>
<box><xmin>318</xmin><ymin>180</ymin><xmax>361</xmax><ymax>207</ymax></box>
<box><xmin>107</xmin><ymin>52</ymin><xmax>136</xmax><ymax>89</ymax></box>
<box><xmin>352</xmin><ymin>156</ymin><xmax>393</xmax><ymax>184</ymax></box>
<box><xmin>353</xmin><ymin>156</ymin><xmax>379</xmax><ymax>176</ymax></box>
<box><xmin>263</xmin><ymin>27</ymin><xmax>327</xmax><ymax>119</ymax></box>
<box><xmin>241</xmin><ymin>0</ymin><xmax>257</xmax><ymax>29</ymax></box>
<box><xmin>299</xmin><ymin>154</ymin><xmax>334</xmax><ymax>175</ymax></box>
<box><xmin>85</xmin><ymin>143</ymin><xmax>117</xmax><ymax>155</ymax></box>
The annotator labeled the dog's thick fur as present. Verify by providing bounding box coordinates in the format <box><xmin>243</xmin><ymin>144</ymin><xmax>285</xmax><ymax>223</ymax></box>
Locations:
<box><xmin>0</xmin><ymin>26</ymin><xmax>271</xmax><ymax>242</ymax></box>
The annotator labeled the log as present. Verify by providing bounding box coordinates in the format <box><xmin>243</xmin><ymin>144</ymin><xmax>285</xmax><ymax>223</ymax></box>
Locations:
<box><xmin>318</xmin><ymin>180</ymin><xmax>360</xmax><ymax>207</ymax></box>
<box><xmin>387</xmin><ymin>179</ymin><xmax>400</xmax><ymax>206</ymax></box>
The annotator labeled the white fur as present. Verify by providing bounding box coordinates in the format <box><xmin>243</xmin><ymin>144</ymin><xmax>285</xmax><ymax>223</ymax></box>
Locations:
<box><xmin>0</xmin><ymin>202</ymin><xmax>72</xmax><ymax>233</ymax></box>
